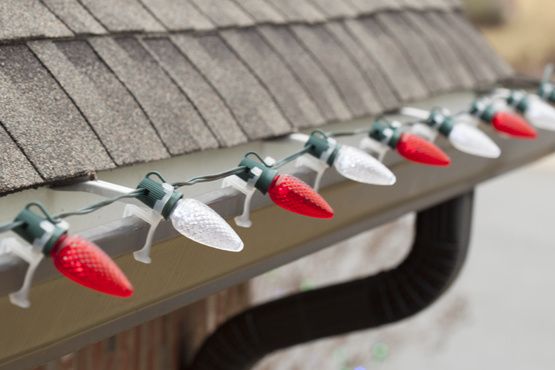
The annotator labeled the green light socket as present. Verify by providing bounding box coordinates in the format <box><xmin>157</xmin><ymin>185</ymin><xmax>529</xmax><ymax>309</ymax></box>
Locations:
<box><xmin>427</xmin><ymin>111</ymin><xmax>454</xmax><ymax>137</ymax></box>
<box><xmin>369</xmin><ymin>120</ymin><xmax>401</xmax><ymax>148</ymax></box>
<box><xmin>13</xmin><ymin>209</ymin><xmax>67</xmax><ymax>256</ymax></box>
<box><xmin>237</xmin><ymin>157</ymin><xmax>277</xmax><ymax>194</ymax></box>
<box><xmin>507</xmin><ymin>91</ymin><xmax>529</xmax><ymax>114</ymax></box>
<box><xmin>136</xmin><ymin>176</ymin><xmax>183</xmax><ymax>219</ymax></box>
<box><xmin>470</xmin><ymin>101</ymin><xmax>496</xmax><ymax>124</ymax></box>
<box><xmin>305</xmin><ymin>134</ymin><xmax>339</xmax><ymax>166</ymax></box>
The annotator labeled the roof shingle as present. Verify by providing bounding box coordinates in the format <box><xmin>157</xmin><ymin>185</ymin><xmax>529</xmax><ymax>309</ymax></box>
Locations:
<box><xmin>0</xmin><ymin>125</ymin><xmax>43</xmax><ymax>195</ymax></box>
<box><xmin>348</xmin><ymin>0</ymin><xmax>398</xmax><ymax>13</ymax></box>
<box><xmin>374</xmin><ymin>12</ymin><xmax>452</xmax><ymax>92</ymax></box>
<box><xmin>400</xmin><ymin>11</ymin><xmax>475</xmax><ymax>89</ymax></box>
<box><xmin>139</xmin><ymin>0</ymin><xmax>214</xmax><ymax>31</ymax></box>
<box><xmin>323</xmin><ymin>22</ymin><xmax>399</xmax><ymax>110</ymax></box>
<box><xmin>0</xmin><ymin>2</ymin><xmax>510</xmax><ymax>196</ymax></box>
<box><xmin>41</xmin><ymin>0</ymin><xmax>107</xmax><ymax>35</ymax></box>
<box><xmin>0</xmin><ymin>0</ymin><xmax>73</xmax><ymax>41</ymax></box>
<box><xmin>142</xmin><ymin>37</ymin><xmax>247</xmax><ymax>147</ymax></box>
<box><xmin>79</xmin><ymin>0</ymin><xmax>165</xmax><ymax>33</ymax></box>
<box><xmin>231</xmin><ymin>0</ymin><xmax>286</xmax><ymax>24</ymax></box>
<box><xmin>221</xmin><ymin>28</ymin><xmax>325</xmax><ymax>128</ymax></box>
<box><xmin>423</xmin><ymin>12</ymin><xmax>497</xmax><ymax>84</ymax></box>
<box><xmin>89</xmin><ymin>36</ymin><xmax>218</xmax><ymax>154</ymax></box>
<box><xmin>29</xmin><ymin>39</ymin><xmax>170</xmax><ymax>165</ymax></box>
<box><xmin>171</xmin><ymin>33</ymin><xmax>291</xmax><ymax>139</ymax></box>
<box><xmin>291</xmin><ymin>24</ymin><xmax>381</xmax><ymax>117</ymax></box>
<box><xmin>190</xmin><ymin>0</ymin><xmax>254</xmax><ymax>28</ymax></box>
<box><xmin>0</xmin><ymin>44</ymin><xmax>115</xmax><ymax>180</ymax></box>
<box><xmin>308</xmin><ymin>0</ymin><xmax>359</xmax><ymax>19</ymax></box>
<box><xmin>266</xmin><ymin>0</ymin><xmax>327</xmax><ymax>23</ymax></box>
<box><xmin>257</xmin><ymin>25</ymin><xmax>352</xmax><ymax>123</ymax></box>
<box><xmin>344</xmin><ymin>18</ymin><xmax>428</xmax><ymax>101</ymax></box>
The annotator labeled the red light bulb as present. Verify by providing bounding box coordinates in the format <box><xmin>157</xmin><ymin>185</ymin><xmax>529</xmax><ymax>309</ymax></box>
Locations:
<box><xmin>51</xmin><ymin>235</ymin><xmax>134</xmax><ymax>298</ymax></box>
<box><xmin>267</xmin><ymin>174</ymin><xmax>334</xmax><ymax>219</ymax></box>
<box><xmin>491</xmin><ymin>111</ymin><xmax>537</xmax><ymax>139</ymax></box>
<box><xmin>396</xmin><ymin>133</ymin><xmax>451</xmax><ymax>166</ymax></box>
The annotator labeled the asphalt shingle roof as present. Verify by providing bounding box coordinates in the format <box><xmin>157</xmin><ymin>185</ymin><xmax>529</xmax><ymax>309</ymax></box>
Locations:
<box><xmin>221</xmin><ymin>28</ymin><xmax>325</xmax><ymax>128</ymax></box>
<box><xmin>29</xmin><ymin>39</ymin><xmax>170</xmax><ymax>165</ymax></box>
<box><xmin>0</xmin><ymin>44</ymin><xmax>115</xmax><ymax>180</ymax></box>
<box><xmin>257</xmin><ymin>25</ymin><xmax>353</xmax><ymax>122</ymax></box>
<box><xmin>0</xmin><ymin>0</ymin><xmax>510</xmax><ymax>196</ymax></box>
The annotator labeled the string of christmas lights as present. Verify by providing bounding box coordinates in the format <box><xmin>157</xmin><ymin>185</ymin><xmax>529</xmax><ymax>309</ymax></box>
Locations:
<box><xmin>1</xmin><ymin>65</ymin><xmax>554</xmax><ymax>309</ymax></box>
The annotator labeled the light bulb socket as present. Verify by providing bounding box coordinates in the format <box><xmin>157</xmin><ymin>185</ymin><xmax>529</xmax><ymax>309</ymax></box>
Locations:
<box><xmin>13</xmin><ymin>208</ymin><xmax>67</xmax><ymax>256</ymax></box>
<box><xmin>305</xmin><ymin>133</ymin><xmax>339</xmax><ymax>166</ymax></box>
<box><xmin>427</xmin><ymin>111</ymin><xmax>454</xmax><ymax>137</ymax></box>
<box><xmin>538</xmin><ymin>82</ymin><xmax>555</xmax><ymax>103</ymax></box>
<box><xmin>506</xmin><ymin>91</ymin><xmax>529</xmax><ymax>114</ymax></box>
<box><xmin>470</xmin><ymin>101</ymin><xmax>496</xmax><ymax>124</ymax></box>
<box><xmin>369</xmin><ymin>120</ymin><xmax>401</xmax><ymax>149</ymax></box>
<box><xmin>136</xmin><ymin>175</ymin><xmax>183</xmax><ymax>219</ymax></box>
<box><xmin>237</xmin><ymin>157</ymin><xmax>277</xmax><ymax>194</ymax></box>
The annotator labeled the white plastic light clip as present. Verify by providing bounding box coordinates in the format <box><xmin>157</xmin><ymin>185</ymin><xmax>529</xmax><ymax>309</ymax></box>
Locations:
<box><xmin>360</xmin><ymin>134</ymin><xmax>390</xmax><ymax>162</ymax></box>
<box><xmin>0</xmin><ymin>238</ymin><xmax>44</xmax><ymax>308</ymax></box>
<box><xmin>0</xmin><ymin>219</ymin><xmax>68</xmax><ymax>308</ymax></box>
<box><xmin>123</xmin><ymin>182</ymin><xmax>173</xmax><ymax>264</ymax></box>
<box><xmin>400</xmin><ymin>107</ymin><xmax>441</xmax><ymax>141</ymax></box>
<box><xmin>123</xmin><ymin>205</ymin><xmax>162</xmax><ymax>264</ymax></box>
<box><xmin>410</xmin><ymin>123</ymin><xmax>437</xmax><ymax>142</ymax></box>
<box><xmin>295</xmin><ymin>154</ymin><xmax>329</xmax><ymax>192</ymax></box>
<box><xmin>222</xmin><ymin>157</ymin><xmax>275</xmax><ymax>229</ymax></box>
<box><xmin>361</xmin><ymin>121</ymin><xmax>409</xmax><ymax>161</ymax></box>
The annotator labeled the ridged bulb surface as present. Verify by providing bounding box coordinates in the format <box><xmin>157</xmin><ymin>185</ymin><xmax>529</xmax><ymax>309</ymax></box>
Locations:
<box><xmin>333</xmin><ymin>145</ymin><xmax>396</xmax><ymax>185</ymax></box>
<box><xmin>170</xmin><ymin>198</ymin><xmax>243</xmax><ymax>252</ymax></box>
<box><xmin>491</xmin><ymin>111</ymin><xmax>537</xmax><ymax>139</ymax></box>
<box><xmin>448</xmin><ymin>123</ymin><xmax>501</xmax><ymax>158</ymax></box>
<box><xmin>51</xmin><ymin>235</ymin><xmax>134</xmax><ymax>297</ymax></box>
<box><xmin>268</xmin><ymin>174</ymin><xmax>334</xmax><ymax>219</ymax></box>
<box><xmin>396</xmin><ymin>133</ymin><xmax>451</xmax><ymax>166</ymax></box>
<box><xmin>524</xmin><ymin>96</ymin><xmax>555</xmax><ymax>131</ymax></box>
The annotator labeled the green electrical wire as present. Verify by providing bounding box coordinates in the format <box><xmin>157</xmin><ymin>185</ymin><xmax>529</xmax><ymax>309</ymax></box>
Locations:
<box><xmin>172</xmin><ymin>166</ymin><xmax>247</xmax><ymax>188</ymax></box>
<box><xmin>272</xmin><ymin>146</ymin><xmax>311</xmax><ymax>168</ymax></box>
<box><xmin>0</xmin><ymin>69</ymin><xmax>547</xmax><ymax>233</ymax></box>
<box><xmin>54</xmin><ymin>189</ymin><xmax>147</xmax><ymax>220</ymax></box>
<box><xmin>328</xmin><ymin>127</ymin><xmax>371</xmax><ymax>138</ymax></box>
<box><xmin>0</xmin><ymin>123</ymin><xmax>414</xmax><ymax>234</ymax></box>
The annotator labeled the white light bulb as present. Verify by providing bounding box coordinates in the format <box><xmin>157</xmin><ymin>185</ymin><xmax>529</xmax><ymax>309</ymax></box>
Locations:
<box><xmin>170</xmin><ymin>198</ymin><xmax>243</xmax><ymax>252</ymax></box>
<box><xmin>448</xmin><ymin>123</ymin><xmax>501</xmax><ymax>158</ymax></box>
<box><xmin>333</xmin><ymin>145</ymin><xmax>396</xmax><ymax>185</ymax></box>
<box><xmin>524</xmin><ymin>95</ymin><xmax>555</xmax><ymax>131</ymax></box>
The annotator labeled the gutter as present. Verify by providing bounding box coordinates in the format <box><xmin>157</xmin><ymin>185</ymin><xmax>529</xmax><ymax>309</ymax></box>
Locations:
<box><xmin>186</xmin><ymin>190</ymin><xmax>474</xmax><ymax>370</ymax></box>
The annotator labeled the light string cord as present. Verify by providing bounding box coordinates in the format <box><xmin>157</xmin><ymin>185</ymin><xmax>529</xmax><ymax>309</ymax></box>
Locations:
<box><xmin>272</xmin><ymin>147</ymin><xmax>311</xmax><ymax>168</ymax></box>
<box><xmin>172</xmin><ymin>167</ymin><xmax>247</xmax><ymax>188</ymax></box>
<box><xmin>1</xmin><ymin>72</ymin><xmax>551</xmax><ymax>235</ymax></box>
<box><xmin>0</xmin><ymin>138</ymin><xmax>336</xmax><ymax>234</ymax></box>
<box><xmin>54</xmin><ymin>189</ymin><xmax>147</xmax><ymax>220</ymax></box>
<box><xmin>328</xmin><ymin>127</ymin><xmax>371</xmax><ymax>138</ymax></box>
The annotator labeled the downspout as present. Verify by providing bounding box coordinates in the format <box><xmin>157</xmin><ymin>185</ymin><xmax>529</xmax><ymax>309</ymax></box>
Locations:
<box><xmin>186</xmin><ymin>191</ymin><xmax>474</xmax><ymax>370</ymax></box>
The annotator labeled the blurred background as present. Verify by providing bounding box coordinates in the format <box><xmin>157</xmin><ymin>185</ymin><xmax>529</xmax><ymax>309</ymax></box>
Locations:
<box><xmin>468</xmin><ymin>0</ymin><xmax>554</xmax><ymax>75</ymax></box>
